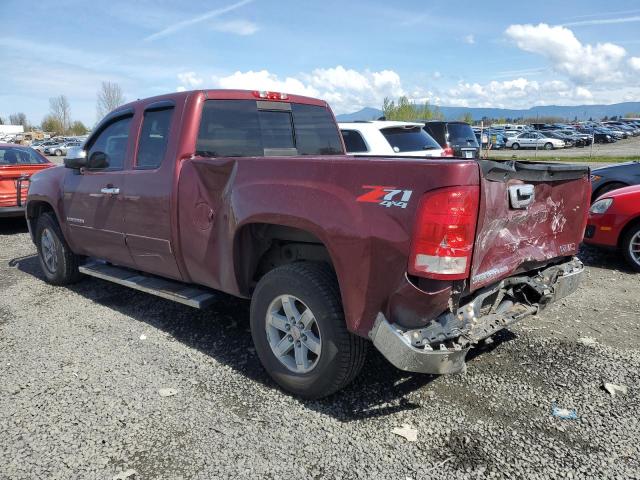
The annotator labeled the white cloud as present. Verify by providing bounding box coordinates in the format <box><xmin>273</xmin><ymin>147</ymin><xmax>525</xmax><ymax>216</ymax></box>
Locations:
<box><xmin>213</xmin><ymin>70</ymin><xmax>320</xmax><ymax>97</ymax></box>
<box><xmin>206</xmin><ymin>66</ymin><xmax>405</xmax><ymax>113</ymax></box>
<box><xmin>464</xmin><ymin>34</ymin><xmax>475</xmax><ymax>45</ymax></box>
<box><xmin>505</xmin><ymin>23</ymin><xmax>627</xmax><ymax>84</ymax></box>
<box><xmin>630</xmin><ymin>57</ymin><xmax>640</xmax><ymax>71</ymax></box>
<box><xmin>212</xmin><ymin>19</ymin><xmax>258</xmax><ymax>36</ymax></box>
<box><xmin>177</xmin><ymin>71</ymin><xmax>204</xmax><ymax>88</ymax></box>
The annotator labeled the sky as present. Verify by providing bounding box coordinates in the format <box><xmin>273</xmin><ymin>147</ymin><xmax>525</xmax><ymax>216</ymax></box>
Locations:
<box><xmin>1</xmin><ymin>0</ymin><xmax>640</xmax><ymax>126</ymax></box>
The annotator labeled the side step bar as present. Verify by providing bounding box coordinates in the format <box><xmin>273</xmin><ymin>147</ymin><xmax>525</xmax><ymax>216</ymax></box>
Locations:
<box><xmin>78</xmin><ymin>261</ymin><xmax>217</xmax><ymax>309</ymax></box>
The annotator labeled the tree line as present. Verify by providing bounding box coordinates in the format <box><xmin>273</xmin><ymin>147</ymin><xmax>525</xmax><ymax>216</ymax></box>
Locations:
<box><xmin>0</xmin><ymin>82</ymin><xmax>125</xmax><ymax>136</ymax></box>
<box><xmin>380</xmin><ymin>97</ymin><xmax>640</xmax><ymax>125</ymax></box>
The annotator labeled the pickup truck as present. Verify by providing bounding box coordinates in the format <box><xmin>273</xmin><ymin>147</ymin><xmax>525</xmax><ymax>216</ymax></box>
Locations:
<box><xmin>26</xmin><ymin>89</ymin><xmax>590</xmax><ymax>399</ymax></box>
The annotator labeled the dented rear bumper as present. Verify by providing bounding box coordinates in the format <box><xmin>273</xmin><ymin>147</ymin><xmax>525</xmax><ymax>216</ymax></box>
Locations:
<box><xmin>369</xmin><ymin>257</ymin><xmax>584</xmax><ymax>374</ymax></box>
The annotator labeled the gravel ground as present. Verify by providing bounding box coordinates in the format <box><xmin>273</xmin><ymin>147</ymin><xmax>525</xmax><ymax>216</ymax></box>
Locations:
<box><xmin>1</xmin><ymin>218</ymin><xmax>639</xmax><ymax>480</ymax></box>
<box><xmin>489</xmin><ymin>136</ymin><xmax>639</xmax><ymax>159</ymax></box>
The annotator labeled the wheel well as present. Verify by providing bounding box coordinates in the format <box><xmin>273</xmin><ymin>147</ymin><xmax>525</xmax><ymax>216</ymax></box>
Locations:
<box><xmin>235</xmin><ymin>223</ymin><xmax>334</xmax><ymax>296</ymax></box>
<box><xmin>25</xmin><ymin>201</ymin><xmax>55</xmax><ymax>240</ymax></box>
<box><xmin>618</xmin><ymin>216</ymin><xmax>640</xmax><ymax>249</ymax></box>
<box><xmin>592</xmin><ymin>182</ymin><xmax>628</xmax><ymax>202</ymax></box>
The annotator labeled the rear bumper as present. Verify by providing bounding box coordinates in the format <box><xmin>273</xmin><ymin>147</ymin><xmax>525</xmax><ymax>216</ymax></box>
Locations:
<box><xmin>370</xmin><ymin>257</ymin><xmax>584</xmax><ymax>374</ymax></box>
<box><xmin>0</xmin><ymin>206</ymin><xmax>25</xmax><ymax>218</ymax></box>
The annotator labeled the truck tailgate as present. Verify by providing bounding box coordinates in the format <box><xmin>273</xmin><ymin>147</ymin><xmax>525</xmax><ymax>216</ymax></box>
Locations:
<box><xmin>470</xmin><ymin>160</ymin><xmax>590</xmax><ymax>291</ymax></box>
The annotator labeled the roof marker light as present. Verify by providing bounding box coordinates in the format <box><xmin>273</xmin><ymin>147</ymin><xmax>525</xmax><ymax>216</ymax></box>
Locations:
<box><xmin>252</xmin><ymin>90</ymin><xmax>289</xmax><ymax>100</ymax></box>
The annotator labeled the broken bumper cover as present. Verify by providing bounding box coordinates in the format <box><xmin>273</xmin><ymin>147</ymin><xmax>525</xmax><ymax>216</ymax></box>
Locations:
<box><xmin>370</xmin><ymin>257</ymin><xmax>584</xmax><ymax>374</ymax></box>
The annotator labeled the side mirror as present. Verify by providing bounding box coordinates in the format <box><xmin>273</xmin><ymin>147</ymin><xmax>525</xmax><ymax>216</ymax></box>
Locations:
<box><xmin>87</xmin><ymin>151</ymin><xmax>109</xmax><ymax>170</ymax></box>
<box><xmin>64</xmin><ymin>147</ymin><xmax>87</xmax><ymax>169</ymax></box>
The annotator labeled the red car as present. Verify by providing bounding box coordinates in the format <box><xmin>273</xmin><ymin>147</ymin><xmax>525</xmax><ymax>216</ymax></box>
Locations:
<box><xmin>584</xmin><ymin>185</ymin><xmax>640</xmax><ymax>272</ymax></box>
<box><xmin>0</xmin><ymin>144</ymin><xmax>54</xmax><ymax>218</ymax></box>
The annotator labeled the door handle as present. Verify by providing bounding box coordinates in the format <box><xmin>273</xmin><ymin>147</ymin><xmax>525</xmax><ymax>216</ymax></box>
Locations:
<box><xmin>100</xmin><ymin>187</ymin><xmax>120</xmax><ymax>195</ymax></box>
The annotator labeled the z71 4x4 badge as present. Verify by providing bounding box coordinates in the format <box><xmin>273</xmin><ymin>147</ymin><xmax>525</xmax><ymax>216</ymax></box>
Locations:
<box><xmin>356</xmin><ymin>185</ymin><xmax>413</xmax><ymax>209</ymax></box>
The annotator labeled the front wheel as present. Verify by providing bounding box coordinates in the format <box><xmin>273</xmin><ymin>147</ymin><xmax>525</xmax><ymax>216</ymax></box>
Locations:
<box><xmin>250</xmin><ymin>262</ymin><xmax>367</xmax><ymax>399</ymax></box>
<box><xmin>622</xmin><ymin>224</ymin><xmax>640</xmax><ymax>272</ymax></box>
<box><xmin>511</xmin><ymin>143</ymin><xmax>520</xmax><ymax>150</ymax></box>
<box><xmin>35</xmin><ymin>213</ymin><xmax>82</xmax><ymax>285</ymax></box>
<box><xmin>544</xmin><ymin>142</ymin><xmax>553</xmax><ymax>150</ymax></box>
<box><xmin>54</xmin><ymin>149</ymin><xmax>62</xmax><ymax>156</ymax></box>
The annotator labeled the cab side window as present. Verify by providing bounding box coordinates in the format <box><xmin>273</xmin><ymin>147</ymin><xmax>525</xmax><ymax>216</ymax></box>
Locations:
<box><xmin>87</xmin><ymin>116</ymin><xmax>132</xmax><ymax>170</ymax></box>
<box><xmin>136</xmin><ymin>107</ymin><xmax>174</xmax><ymax>169</ymax></box>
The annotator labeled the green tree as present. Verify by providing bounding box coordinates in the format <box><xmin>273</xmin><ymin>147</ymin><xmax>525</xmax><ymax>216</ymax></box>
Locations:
<box><xmin>382</xmin><ymin>96</ymin><xmax>440</xmax><ymax>121</ymax></box>
<box><xmin>41</xmin><ymin>115</ymin><xmax>63</xmax><ymax>135</ymax></box>
<box><xmin>460</xmin><ymin>112</ymin><xmax>474</xmax><ymax>124</ymax></box>
<box><xmin>625</xmin><ymin>112</ymin><xmax>640</xmax><ymax>118</ymax></box>
<box><xmin>69</xmin><ymin>121</ymin><xmax>88</xmax><ymax>135</ymax></box>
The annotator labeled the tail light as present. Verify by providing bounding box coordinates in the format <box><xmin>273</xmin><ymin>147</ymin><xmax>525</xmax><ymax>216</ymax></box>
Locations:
<box><xmin>408</xmin><ymin>186</ymin><xmax>480</xmax><ymax>280</ymax></box>
<box><xmin>442</xmin><ymin>147</ymin><xmax>454</xmax><ymax>157</ymax></box>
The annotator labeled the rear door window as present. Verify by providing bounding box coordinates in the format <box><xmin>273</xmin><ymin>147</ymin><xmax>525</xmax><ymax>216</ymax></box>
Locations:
<box><xmin>136</xmin><ymin>107</ymin><xmax>174</xmax><ymax>169</ymax></box>
<box><xmin>381</xmin><ymin>127</ymin><xmax>441</xmax><ymax>152</ymax></box>
<box><xmin>341</xmin><ymin>130</ymin><xmax>368</xmax><ymax>153</ymax></box>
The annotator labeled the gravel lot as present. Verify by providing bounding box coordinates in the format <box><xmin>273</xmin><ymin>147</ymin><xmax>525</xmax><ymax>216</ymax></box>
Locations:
<box><xmin>489</xmin><ymin>136</ymin><xmax>640</xmax><ymax>159</ymax></box>
<box><xmin>1</xmin><ymin>218</ymin><xmax>639</xmax><ymax>480</ymax></box>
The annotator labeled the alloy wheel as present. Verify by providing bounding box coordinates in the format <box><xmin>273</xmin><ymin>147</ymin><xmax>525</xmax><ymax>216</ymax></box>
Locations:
<box><xmin>265</xmin><ymin>294</ymin><xmax>322</xmax><ymax>373</ymax></box>
<box><xmin>629</xmin><ymin>231</ymin><xmax>640</xmax><ymax>267</ymax></box>
<box><xmin>41</xmin><ymin>228</ymin><xmax>58</xmax><ymax>273</ymax></box>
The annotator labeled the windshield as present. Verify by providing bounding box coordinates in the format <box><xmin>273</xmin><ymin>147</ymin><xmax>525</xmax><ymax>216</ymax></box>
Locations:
<box><xmin>0</xmin><ymin>147</ymin><xmax>48</xmax><ymax>165</ymax></box>
<box><xmin>380</xmin><ymin>127</ymin><xmax>441</xmax><ymax>152</ymax></box>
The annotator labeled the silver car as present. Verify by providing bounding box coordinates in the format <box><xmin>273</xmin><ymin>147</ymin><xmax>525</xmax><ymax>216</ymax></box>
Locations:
<box><xmin>44</xmin><ymin>141</ymin><xmax>82</xmax><ymax>156</ymax></box>
<box><xmin>506</xmin><ymin>132</ymin><xmax>565</xmax><ymax>150</ymax></box>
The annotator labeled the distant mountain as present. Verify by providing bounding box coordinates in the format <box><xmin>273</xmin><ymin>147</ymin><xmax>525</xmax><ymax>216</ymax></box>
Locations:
<box><xmin>335</xmin><ymin>102</ymin><xmax>640</xmax><ymax>122</ymax></box>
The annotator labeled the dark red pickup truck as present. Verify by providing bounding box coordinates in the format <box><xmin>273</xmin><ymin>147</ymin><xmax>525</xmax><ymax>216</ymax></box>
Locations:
<box><xmin>26</xmin><ymin>89</ymin><xmax>590</xmax><ymax>398</ymax></box>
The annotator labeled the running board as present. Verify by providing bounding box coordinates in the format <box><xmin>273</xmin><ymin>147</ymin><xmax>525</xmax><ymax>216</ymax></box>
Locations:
<box><xmin>78</xmin><ymin>261</ymin><xmax>217</xmax><ymax>309</ymax></box>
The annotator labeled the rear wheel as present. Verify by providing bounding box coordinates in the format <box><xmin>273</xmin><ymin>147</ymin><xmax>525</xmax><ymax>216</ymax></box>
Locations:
<box><xmin>621</xmin><ymin>224</ymin><xmax>640</xmax><ymax>272</ymax></box>
<box><xmin>54</xmin><ymin>149</ymin><xmax>62</xmax><ymax>156</ymax></box>
<box><xmin>250</xmin><ymin>262</ymin><xmax>367</xmax><ymax>399</ymax></box>
<box><xmin>511</xmin><ymin>143</ymin><xmax>520</xmax><ymax>150</ymax></box>
<box><xmin>544</xmin><ymin>142</ymin><xmax>553</xmax><ymax>150</ymax></box>
<box><xmin>35</xmin><ymin>213</ymin><xmax>82</xmax><ymax>285</ymax></box>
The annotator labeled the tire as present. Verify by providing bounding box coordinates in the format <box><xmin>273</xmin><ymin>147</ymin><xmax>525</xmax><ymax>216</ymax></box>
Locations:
<box><xmin>544</xmin><ymin>142</ymin><xmax>553</xmax><ymax>150</ymax></box>
<box><xmin>511</xmin><ymin>143</ymin><xmax>520</xmax><ymax>150</ymax></box>
<box><xmin>621</xmin><ymin>223</ymin><xmax>640</xmax><ymax>272</ymax></box>
<box><xmin>54</xmin><ymin>149</ymin><xmax>62</xmax><ymax>156</ymax></box>
<box><xmin>250</xmin><ymin>262</ymin><xmax>367</xmax><ymax>399</ymax></box>
<box><xmin>593</xmin><ymin>182</ymin><xmax>627</xmax><ymax>202</ymax></box>
<box><xmin>35</xmin><ymin>213</ymin><xmax>82</xmax><ymax>285</ymax></box>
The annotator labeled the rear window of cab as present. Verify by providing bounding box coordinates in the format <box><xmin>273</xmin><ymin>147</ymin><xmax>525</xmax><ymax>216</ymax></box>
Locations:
<box><xmin>196</xmin><ymin>100</ymin><xmax>344</xmax><ymax>157</ymax></box>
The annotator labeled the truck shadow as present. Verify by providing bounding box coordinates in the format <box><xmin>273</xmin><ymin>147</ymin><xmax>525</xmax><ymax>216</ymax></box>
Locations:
<box><xmin>578</xmin><ymin>244</ymin><xmax>635</xmax><ymax>273</ymax></box>
<box><xmin>0</xmin><ymin>218</ymin><xmax>29</xmax><ymax>235</ymax></box>
<box><xmin>11</xmin><ymin>254</ymin><xmax>516</xmax><ymax>422</ymax></box>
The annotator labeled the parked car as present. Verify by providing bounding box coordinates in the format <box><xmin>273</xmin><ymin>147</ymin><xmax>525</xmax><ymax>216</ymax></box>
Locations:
<box><xmin>421</xmin><ymin>121</ymin><xmax>480</xmax><ymax>158</ymax></box>
<box><xmin>32</xmin><ymin>140</ymin><xmax>59</xmax><ymax>153</ymax></box>
<box><xmin>543</xmin><ymin>131</ymin><xmax>574</xmax><ymax>147</ymax></box>
<box><xmin>44</xmin><ymin>141</ymin><xmax>82</xmax><ymax>156</ymax></box>
<box><xmin>506</xmin><ymin>131</ymin><xmax>565</xmax><ymax>150</ymax></box>
<box><xmin>584</xmin><ymin>185</ymin><xmax>640</xmax><ymax>272</ymax></box>
<box><xmin>0</xmin><ymin>144</ymin><xmax>54</xmax><ymax>217</ymax></box>
<box><xmin>339</xmin><ymin>121</ymin><xmax>444</xmax><ymax>157</ymax></box>
<box><xmin>590</xmin><ymin>161</ymin><xmax>640</xmax><ymax>202</ymax></box>
<box><xmin>577</xmin><ymin>128</ymin><xmax>614</xmax><ymax>144</ymax></box>
<box><xmin>25</xmin><ymin>89</ymin><xmax>590</xmax><ymax>398</ymax></box>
